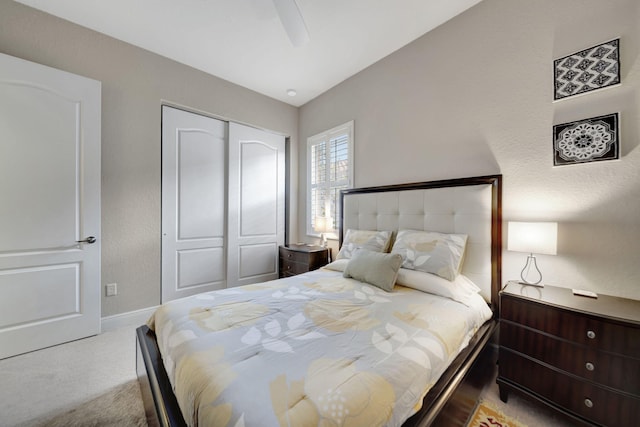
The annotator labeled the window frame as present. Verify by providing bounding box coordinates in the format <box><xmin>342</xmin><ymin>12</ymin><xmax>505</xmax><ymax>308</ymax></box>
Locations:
<box><xmin>306</xmin><ymin>120</ymin><xmax>354</xmax><ymax>239</ymax></box>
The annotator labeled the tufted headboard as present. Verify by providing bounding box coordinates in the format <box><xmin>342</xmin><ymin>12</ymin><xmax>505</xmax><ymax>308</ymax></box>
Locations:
<box><xmin>339</xmin><ymin>175</ymin><xmax>502</xmax><ymax>311</ymax></box>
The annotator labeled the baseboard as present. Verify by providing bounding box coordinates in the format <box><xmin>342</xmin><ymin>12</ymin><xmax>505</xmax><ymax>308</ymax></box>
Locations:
<box><xmin>101</xmin><ymin>306</ymin><xmax>158</xmax><ymax>332</ymax></box>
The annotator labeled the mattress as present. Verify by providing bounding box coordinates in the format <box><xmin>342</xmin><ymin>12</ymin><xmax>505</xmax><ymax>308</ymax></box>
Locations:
<box><xmin>148</xmin><ymin>268</ymin><xmax>492</xmax><ymax>427</ymax></box>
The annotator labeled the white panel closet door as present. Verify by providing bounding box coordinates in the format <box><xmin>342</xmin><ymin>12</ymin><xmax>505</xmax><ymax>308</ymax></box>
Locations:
<box><xmin>227</xmin><ymin>123</ymin><xmax>285</xmax><ymax>287</ymax></box>
<box><xmin>0</xmin><ymin>53</ymin><xmax>101</xmax><ymax>359</ymax></box>
<box><xmin>161</xmin><ymin>106</ymin><xmax>227</xmax><ymax>302</ymax></box>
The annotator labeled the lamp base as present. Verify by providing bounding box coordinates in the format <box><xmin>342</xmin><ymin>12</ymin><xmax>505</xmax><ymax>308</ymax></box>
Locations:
<box><xmin>319</xmin><ymin>233</ymin><xmax>327</xmax><ymax>248</ymax></box>
<box><xmin>519</xmin><ymin>254</ymin><xmax>544</xmax><ymax>286</ymax></box>
<box><xmin>507</xmin><ymin>279</ymin><xmax>545</xmax><ymax>289</ymax></box>
<box><xmin>517</xmin><ymin>280</ymin><xmax>544</xmax><ymax>288</ymax></box>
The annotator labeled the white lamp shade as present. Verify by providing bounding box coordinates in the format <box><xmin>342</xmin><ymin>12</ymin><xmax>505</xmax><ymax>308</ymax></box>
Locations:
<box><xmin>314</xmin><ymin>216</ymin><xmax>333</xmax><ymax>233</ymax></box>
<box><xmin>508</xmin><ymin>221</ymin><xmax>557</xmax><ymax>255</ymax></box>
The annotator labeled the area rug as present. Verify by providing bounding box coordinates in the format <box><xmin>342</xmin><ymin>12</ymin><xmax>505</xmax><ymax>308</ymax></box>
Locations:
<box><xmin>466</xmin><ymin>400</ymin><xmax>528</xmax><ymax>427</ymax></box>
<box><xmin>28</xmin><ymin>380</ymin><xmax>146</xmax><ymax>427</ymax></box>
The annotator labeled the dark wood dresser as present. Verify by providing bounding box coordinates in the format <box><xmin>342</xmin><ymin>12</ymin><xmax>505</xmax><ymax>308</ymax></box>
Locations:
<box><xmin>498</xmin><ymin>282</ymin><xmax>640</xmax><ymax>427</ymax></box>
<box><xmin>278</xmin><ymin>245</ymin><xmax>329</xmax><ymax>278</ymax></box>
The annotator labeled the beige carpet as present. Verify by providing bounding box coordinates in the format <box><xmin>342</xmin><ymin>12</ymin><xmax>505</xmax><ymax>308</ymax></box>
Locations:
<box><xmin>0</xmin><ymin>325</ymin><xmax>146</xmax><ymax>427</ymax></box>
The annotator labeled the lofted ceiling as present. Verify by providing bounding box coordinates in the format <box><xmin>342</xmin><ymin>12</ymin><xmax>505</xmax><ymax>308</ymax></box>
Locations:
<box><xmin>14</xmin><ymin>0</ymin><xmax>482</xmax><ymax>106</ymax></box>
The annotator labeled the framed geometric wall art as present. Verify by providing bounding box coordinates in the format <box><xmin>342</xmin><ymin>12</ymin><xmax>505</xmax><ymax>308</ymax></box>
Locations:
<box><xmin>554</xmin><ymin>39</ymin><xmax>620</xmax><ymax>100</ymax></box>
<box><xmin>553</xmin><ymin>113</ymin><xmax>619</xmax><ymax>166</ymax></box>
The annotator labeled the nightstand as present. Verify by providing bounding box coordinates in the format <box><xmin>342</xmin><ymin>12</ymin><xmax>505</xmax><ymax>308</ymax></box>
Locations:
<box><xmin>497</xmin><ymin>282</ymin><xmax>640</xmax><ymax>427</ymax></box>
<box><xmin>278</xmin><ymin>244</ymin><xmax>330</xmax><ymax>278</ymax></box>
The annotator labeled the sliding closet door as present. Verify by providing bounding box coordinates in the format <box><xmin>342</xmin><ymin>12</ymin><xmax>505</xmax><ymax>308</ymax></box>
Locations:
<box><xmin>227</xmin><ymin>123</ymin><xmax>285</xmax><ymax>287</ymax></box>
<box><xmin>161</xmin><ymin>106</ymin><xmax>227</xmax><ymax>302</ymax></box>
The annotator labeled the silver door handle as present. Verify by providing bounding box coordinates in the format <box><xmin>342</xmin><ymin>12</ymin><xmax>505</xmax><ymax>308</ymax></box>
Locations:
<box><xmin>76</xmin><ymin>236</ymin><xmax>97</xmax><ymax>244</ymax></box>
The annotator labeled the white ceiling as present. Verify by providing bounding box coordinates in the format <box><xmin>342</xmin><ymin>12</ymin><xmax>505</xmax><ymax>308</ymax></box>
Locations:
<box><xmin>15</xmin><ymin>0</ymin><xmax>482</xmax><ymax>106</ymax></box>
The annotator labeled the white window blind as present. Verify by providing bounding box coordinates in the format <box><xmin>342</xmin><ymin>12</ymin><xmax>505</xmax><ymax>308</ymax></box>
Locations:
<box><xmin>307</xmin><ymin>121</ymin><xmax>354</xmax><ymax>237</ymax></box>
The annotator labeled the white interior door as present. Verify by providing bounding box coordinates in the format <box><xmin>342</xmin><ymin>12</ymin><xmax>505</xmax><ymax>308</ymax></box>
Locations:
<box><xmin>162</xmin><ymin>106</ymin><xmax>227</xmax><ymax>302</ymax></box>
<box><xmin>0</xmin><ymin>53</ymin><xmax>101</xmax><ymax>359</ymax></box>
<box><xmin>227</xmin><ymin>123</ymin><xmax>285</xmax><ymax>287</ymax></box>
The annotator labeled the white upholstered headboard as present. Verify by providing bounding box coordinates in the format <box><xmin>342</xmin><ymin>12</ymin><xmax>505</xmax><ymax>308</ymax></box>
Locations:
<box><xmin>339</xmin><ymin>175</ymin><xmax>502</xmax><ymax>310</ymax></box>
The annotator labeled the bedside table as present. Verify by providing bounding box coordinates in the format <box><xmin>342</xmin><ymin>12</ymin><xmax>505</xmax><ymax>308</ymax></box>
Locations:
<box><xmin>497</xmin><ymin>282</ymin><xmax>640</xmax><ymax>427</ymax></box>
<box><xmin>279</xmin><ymin>244</ymin><xmax>329</xmax><ymax>278</ymax></box>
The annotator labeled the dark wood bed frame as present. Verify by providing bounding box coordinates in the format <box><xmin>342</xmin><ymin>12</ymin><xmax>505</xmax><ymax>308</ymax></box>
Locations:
<box><xmin>136</xmin><ymin>174</ymin><xmax>502</xmax><ymax>427</ymax></box>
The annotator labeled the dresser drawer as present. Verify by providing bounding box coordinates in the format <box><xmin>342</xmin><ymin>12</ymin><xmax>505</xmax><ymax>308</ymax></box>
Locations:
<box><xmin>499</xmin><ymin>349</ymin><xmax>640</xmax><ymax>427</ymax></box>
<box><xmin>279</xmin><ymin>259</ymin><xmax>308</xmax><ymax>276</ymax></box>
<box><xmin>278</xmin><ymin>245</ymin><xmax>329</xmax><ymax>278</ymax></box>
<box><xmin>501</xmin><ymin>321</ymin><xmax>640</xmax><ymax>394</ymax></box>
<box><xmin>279</xmin><ymin>246</ymin><xmax>310</xmax><ymax>264</ymax></box>
<box><xmin>501</xmin><ymin>294</ymin><xmax>640</xmax><ymax>356</ymax></box>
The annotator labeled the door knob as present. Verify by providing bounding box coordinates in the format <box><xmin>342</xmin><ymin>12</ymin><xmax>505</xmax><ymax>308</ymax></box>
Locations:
<box><xmin>77</xmin><ymin>236</ymin><xmax>97</xmax><ymax>244</ymax></box>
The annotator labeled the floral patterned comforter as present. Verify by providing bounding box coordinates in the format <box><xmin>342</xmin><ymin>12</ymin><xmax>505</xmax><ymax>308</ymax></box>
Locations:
<box><xmin>148</xmin><ymin>268</ymin><xmax>493</xmax><ymax>427</ymax></box>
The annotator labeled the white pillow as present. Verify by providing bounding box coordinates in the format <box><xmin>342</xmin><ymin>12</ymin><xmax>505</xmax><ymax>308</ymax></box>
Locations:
<box><xmin>336</xmin><ymin>229</ymin><xmax>393</xmax><ymax>260</ymax></box>
<box><xmin>391</xmin><ymin>229</ymin><xmax>468</xmax><ymax>281</ymax></box>
<box><xmin>396</xmin><ymin>268</ymin><xmax>480</xmax><ymax>306</ymax></box>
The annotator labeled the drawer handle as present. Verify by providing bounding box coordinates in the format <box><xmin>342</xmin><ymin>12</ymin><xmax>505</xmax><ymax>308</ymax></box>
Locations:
<box><xmin>287</xmin><ymin>253</ymin><xmax>293</xmax><ymax>258</ymax></box>
<box><xmin>584</xmin><ymin>398</ymin><xmax>593</xmax><ymax>408</ymax></box>
<box><xmin>585</xmin><ymin>362</ymin><xmax>595</xmax><ymax>371</ymax></box>
<box><xmin>586</xmin><ymin>330</ymin><xmax>596</xmax><ymax>339</ymax></box>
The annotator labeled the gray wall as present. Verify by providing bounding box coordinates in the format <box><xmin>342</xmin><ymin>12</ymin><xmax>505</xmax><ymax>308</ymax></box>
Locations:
<box><xmin>299</xmin><ymin>0</ymin><xmax>640</xmax><ymax>300</ymax></box>
<box><xmin>2</xmin><ymin>0</ymin><xmax>639</xmax><ymax>317</ymax></box>
<box><xmin>0</xmin><ymin>1</ymin><xmax>299</xmax><ymax>317</ymax></box>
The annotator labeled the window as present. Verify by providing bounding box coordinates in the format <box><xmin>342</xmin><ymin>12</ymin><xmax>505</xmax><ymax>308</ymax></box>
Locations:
<box><xmin>307</xmin><ymin>121</ymin><xmax>354</xmax><ymax>238</ymax></box>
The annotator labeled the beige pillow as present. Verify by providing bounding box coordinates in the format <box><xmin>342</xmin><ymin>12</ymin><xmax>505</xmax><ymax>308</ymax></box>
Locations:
<box><xmin>343</xmin><ymin>250</ymin><xmax>403</xmax><ymax>292</ymax></box>
<box><xmin>322</xmin><ymin>259</ymin><xmax>349</xmax><ymax>272</ymax></box>
<box><xmin>391</xmin><ymin>229</ymin><xmax>468</xmax><ymax>281</ymax></box>
<box><xmin>336</xmin><ymin>229</ymin><xmax>393</xmax><ymax>260</ymax></box>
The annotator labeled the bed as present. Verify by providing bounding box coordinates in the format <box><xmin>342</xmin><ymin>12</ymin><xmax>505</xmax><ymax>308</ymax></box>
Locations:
<box><xmin>136</xmin><ymin>174</ymin><xmax>502</xmax><ymax>427</ymax></box>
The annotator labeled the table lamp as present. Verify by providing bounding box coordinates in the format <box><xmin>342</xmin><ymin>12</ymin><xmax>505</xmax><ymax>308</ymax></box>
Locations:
<box><xmin>314</xmin><ymin>216</ymin><xmax>333</xmax><ymax>248</ymax></box>
<box><xmin>507</xmin><ymin>221</ymin><xmax>557</xmax><ymax>287</ymax></box>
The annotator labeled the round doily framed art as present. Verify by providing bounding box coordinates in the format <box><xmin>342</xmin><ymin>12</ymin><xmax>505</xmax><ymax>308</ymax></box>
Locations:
<box><xmin>553</xmin><ymin>113</ymin><xmax>619</xmax><ymax>166</ymax></box>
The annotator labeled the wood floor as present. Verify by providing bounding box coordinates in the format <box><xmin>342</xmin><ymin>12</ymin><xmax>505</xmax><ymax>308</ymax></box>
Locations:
<box><xmin>432</xmin><ymin>342</ymin><xmax>576</xmax><ymax>427</ymax></box>
<box><xmin>431</xmin><ymin>343</ymin><xmax>497</xmax><ymax>426</ymax></box>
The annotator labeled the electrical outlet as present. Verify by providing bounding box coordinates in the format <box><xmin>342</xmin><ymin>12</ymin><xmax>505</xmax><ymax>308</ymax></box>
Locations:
<box><xmin>105</xmin><ymin>283</ymin><xmax>117</xmax><ymax>297</ymax></box>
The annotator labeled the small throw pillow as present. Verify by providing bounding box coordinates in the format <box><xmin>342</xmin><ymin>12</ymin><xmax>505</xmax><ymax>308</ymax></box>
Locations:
<box><xmin>391</xmin><ymin>229</ymin><xmax>468</xmax><ymax>281</ymax></box>
<box><xmin>336</xmin><ymin>229</ymin><xmax>393</xmax><ymax>260</ymax></box>
<box><xmin>322</xmin><ymin>259</ymin><xmax>349</xmax><ymax>272</ymax></box>
<box><xmin>343</xmin><ymin>250</ymin><xmax>403</xmax><ymax>292</ymax></box>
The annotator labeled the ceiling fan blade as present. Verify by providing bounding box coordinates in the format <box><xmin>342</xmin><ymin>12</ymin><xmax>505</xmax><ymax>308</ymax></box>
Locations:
<box><xmin>272</xmin><ymin>0</ymin><xmax>310</xmax><ymax>47</ymax></box>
